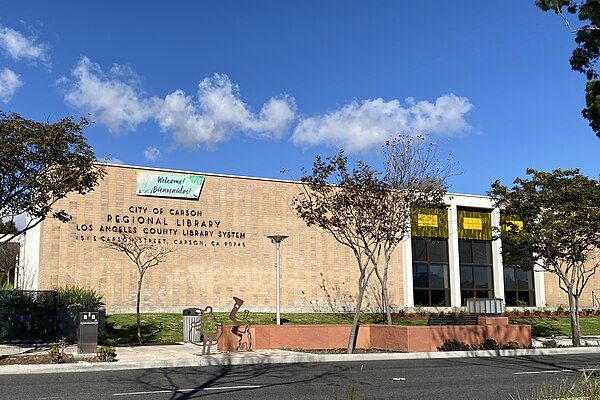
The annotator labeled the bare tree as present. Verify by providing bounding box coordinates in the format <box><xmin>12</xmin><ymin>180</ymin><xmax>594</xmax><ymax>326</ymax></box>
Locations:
<box><xmin>377</xmin><ymin>134</ymin><xmax>452</xmax><ymax>324</ymax></box>
<box><xmin>102</xmin><ymin>233</ymin><xmax>175</xmax><ymax>345</ymax></box>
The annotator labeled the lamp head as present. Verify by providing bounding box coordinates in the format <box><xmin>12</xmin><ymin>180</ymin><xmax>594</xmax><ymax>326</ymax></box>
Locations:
<box><xmin>266</xmin><ymin>234</ymin><xmax>289</xmax><ymax>243</ymax></box>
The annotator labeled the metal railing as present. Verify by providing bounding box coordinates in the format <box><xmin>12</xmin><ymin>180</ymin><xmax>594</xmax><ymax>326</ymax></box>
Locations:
<box><xmin>0</xmin><ymin>290</ymin><xmax>58</xmax><ymax>344</ymax></box>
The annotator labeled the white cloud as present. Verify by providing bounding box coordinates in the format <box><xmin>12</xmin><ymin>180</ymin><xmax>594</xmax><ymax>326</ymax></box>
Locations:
<box><xmin>0</xmin><ymin>68</ymin><xmax>22</xmax><ymax>103</ymax></box>
<box><xmin>59</xmin><ymin>57</ymin><xmax>473</xmax><ymax>154</ymax></box>
<box><xmin>156</xmin><ymin>73</ymin><xmax>296</xmax><ymax>147</ymax></box>
<box><xmin>61</xmin><ymin>57</ymin><xmax>159</xmax><ymax>132</ymax></box>
<box><xmin>291</xmin><ymin>94</ymin><xmax>473</xmax><ymax>152</ymax></box>
<box><xmin>144</xmin><ymin>146</ymin><xmax>161</xmax><ymax>161</ymax></box>
<box><xmin>0</xmin><ymin>27</ymin><xmax>49</xmax><ymax>64</ymax></box>
<box><xmin>61</xmin><ymin>59</ymin><xmax>296</xmax><ymax>147</ymax></box>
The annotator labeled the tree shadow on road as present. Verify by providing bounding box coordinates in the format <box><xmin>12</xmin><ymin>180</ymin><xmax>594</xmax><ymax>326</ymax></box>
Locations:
<box><xmin>117</xmin><ymin>352</ymin><xmax>369</xmax><ymax>399</ymax></box>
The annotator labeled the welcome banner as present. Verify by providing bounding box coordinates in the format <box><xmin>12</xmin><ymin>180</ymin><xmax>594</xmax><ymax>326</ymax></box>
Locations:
<box><xmin>136</xmin><ymin>171</ymin><xmax>204</xmax><ymax>199</ymax></box>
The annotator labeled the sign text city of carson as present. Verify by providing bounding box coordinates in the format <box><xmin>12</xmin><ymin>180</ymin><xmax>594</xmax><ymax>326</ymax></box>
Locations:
<box><xmin>74</xmin><ymin>205</ymin><xmax>246</xmax><ymax>248</ymax></box>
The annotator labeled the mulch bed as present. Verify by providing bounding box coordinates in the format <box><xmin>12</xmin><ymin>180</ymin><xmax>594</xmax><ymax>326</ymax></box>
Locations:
<box><xmin>0</xmin><ymin>353</ymin><xmax>98</xmax><ymax>365</ymax></box>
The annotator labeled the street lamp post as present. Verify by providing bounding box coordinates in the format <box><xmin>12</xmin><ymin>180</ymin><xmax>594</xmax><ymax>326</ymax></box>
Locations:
<box><xmin>266</xmin><ymin>234</ymin><xmax>288</xmax><ymax>325</ymax></box>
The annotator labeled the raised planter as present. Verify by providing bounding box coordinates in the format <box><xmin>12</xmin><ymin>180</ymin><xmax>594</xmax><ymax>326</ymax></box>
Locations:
<box><xmin>218</xmin><ymin>319</ymin><xmax>531</xmax><ymax>353</ymax></box>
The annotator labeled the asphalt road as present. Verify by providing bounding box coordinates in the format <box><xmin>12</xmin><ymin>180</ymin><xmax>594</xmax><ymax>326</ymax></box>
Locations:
<box><xmin>1</xmin><ymin>354</ymin><xmax>599</xmax><ymax>399</ymax></box>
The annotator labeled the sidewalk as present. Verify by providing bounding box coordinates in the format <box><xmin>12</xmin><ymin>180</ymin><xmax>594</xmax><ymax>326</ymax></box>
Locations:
<box><xmin>1</xmin><ymin>339</ymin><xmax>600</xmax><ymax>375</ymax></box>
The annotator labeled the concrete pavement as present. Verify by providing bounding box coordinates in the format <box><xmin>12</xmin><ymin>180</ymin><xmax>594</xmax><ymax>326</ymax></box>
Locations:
<box><xmin>1</xmin><ymin>338</ymin><xmax>600</xmax><ymax>375</ymax></box>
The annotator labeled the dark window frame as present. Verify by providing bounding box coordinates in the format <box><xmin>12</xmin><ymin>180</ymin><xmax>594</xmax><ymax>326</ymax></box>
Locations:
<box><xmin>459</xmin><ymin>239</ymin><xmax>494</xmax><ymax>305</ymax></box>
<box><xmin>503</xmin><ymin>265</ymin><xmax>536</xmax><ymax>306</ymax></box>
<box><xmin>412</xmin><ymin>237</ymin><xmax>450</xmax><ymax>307</ymax></box>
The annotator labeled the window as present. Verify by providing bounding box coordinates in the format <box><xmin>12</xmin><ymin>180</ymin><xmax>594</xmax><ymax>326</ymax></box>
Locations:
<box><xmin>459</xmin><ymin>239</ymin><xmax>493</xmax><ymax>305</ymax></box>
<box><xmin>504</xmin><ymin>265</ymin><xmax>535</xmax><ymax>306</ymax></box>
<box><xmin>412</xmin><ymin>238</ymin><xmax>450</xmax><ymax>306</ymax></box>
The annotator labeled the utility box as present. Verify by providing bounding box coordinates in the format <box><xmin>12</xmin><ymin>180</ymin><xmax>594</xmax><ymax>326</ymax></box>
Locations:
<box><xmin>78</xmin><ymin>311</ymin><xmax>99</xmax><ymax>354</ymax></box>
<box><xmin>182</xmin><ymin>308</ymin><xmax>203</xmax><ymax>343</ymax></box>
<box><xmin>466</xmin><ymin>298</ymin><xmax>505</xmax><ymax>316</ymax></box>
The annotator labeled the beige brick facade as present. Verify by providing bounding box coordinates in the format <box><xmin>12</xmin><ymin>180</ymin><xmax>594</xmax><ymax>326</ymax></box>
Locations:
<box><xmin>30</xmin><ymin>164</ymin><xmax>405</xmax><ymax>312</ymax></box>
<box><xmin>21</xmin><ymin>163</ymin><xmax>600</xmax><ymax>312</ymax></box>
<box><xmin>542</xmin><ymin>250</ymin><xmax>600</xmax><ymax>309</ymax></box>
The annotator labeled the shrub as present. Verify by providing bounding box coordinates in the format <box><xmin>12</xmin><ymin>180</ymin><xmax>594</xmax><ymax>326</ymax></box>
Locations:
<box><xmin>96</xmin><ymin>346</ymin><xmax>117</xmax><ymax>362</ymax></box>
<box><xmin>479</xmin><ymin>338</ymin><xmax>500</xmax><ymax>350</ymax></box>
<box><xmin>437</xmin><ymin>339</ymin><xmax>474</xmax><ymax>352</ymax></box>
<box><xmin>450</xmin><ymin>307</ymin><xmax>466</xmax><ymax>316</ymax></box>
<box><xmin>48</xmin><ymin>337</ymin><xmax>67</xmax><ymax>364</ymax></box>
<box><xmin>57</xmin><ymin>285</ymin><xmax>105</xmax><ymax>308</ymax></box>
<box><xmin>501</xmin><ymin>341</ymin><xmax>522</xmax><ymax>350</ymax></box>
<box><xmin>0</xmin><ymin>281</ymin><xmax>14</xmax><ymax>290</ymax></box>
<box><xmin>542</xmin><ymin>339</ymin><xmax>558</xmax><ymax>348</ymax></box>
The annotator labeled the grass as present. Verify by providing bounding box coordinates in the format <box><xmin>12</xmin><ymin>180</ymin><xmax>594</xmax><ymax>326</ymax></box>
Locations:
<box><xmin>513</xmin><ymin>372</ymin><xmax>600</xmax><ymax>400</ymax></box>
<box><xmin>101</xmin><ymin>312</ymin><xmax>427</xmax><ymax>345</ymax></box>
<box><xmin>510</xmin><ymin>317</ymin><xmax>600</xmax><ymax>337</ymax></box>
<box><xmin>101</xmin><ymin>312</ymin><xmax>600</xmax><ymax>346</ymax></box>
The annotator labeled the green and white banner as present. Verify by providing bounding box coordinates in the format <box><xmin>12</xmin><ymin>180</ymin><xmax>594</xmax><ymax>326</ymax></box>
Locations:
<box><xmin>136</xmin><ymin>171</ymin><xmax>204</xmax><ymax>199</ymax></box>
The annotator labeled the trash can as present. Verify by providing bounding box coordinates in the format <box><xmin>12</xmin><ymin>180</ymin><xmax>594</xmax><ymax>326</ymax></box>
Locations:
<box><xmin>78</xmin><ymin>311</ymin><xmax>99</xmax><ymax>354</ymax></box>
<box><xmin>182</xmin><ymin>308</ymin><xmax>203</xmax><ymax>343</ymax></box>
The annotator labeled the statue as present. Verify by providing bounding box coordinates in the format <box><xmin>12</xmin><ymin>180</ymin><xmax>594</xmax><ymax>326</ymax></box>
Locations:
<box><xmin>228</xmin><ymin>297</ymin><xmax>252</xmax><ymax>351</ymax></box>
<box><xmin>189</xmin><ymin>306</ymin><xmax>223</xmax><ymax>355</ymax></box>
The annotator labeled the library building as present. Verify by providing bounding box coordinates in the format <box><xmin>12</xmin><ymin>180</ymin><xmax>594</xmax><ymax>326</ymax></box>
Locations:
<box><xmin>13</xmin><ymin>163</ymin><xmax>599</xmax><ymax>313</ymax></box>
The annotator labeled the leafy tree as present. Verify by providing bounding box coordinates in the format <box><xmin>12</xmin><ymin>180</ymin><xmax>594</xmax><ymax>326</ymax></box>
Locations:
<box><xmin>292</xmin><ymin>151</ymin><xmax>391</xmax><ymax>353</ymax></box>
<box><xmin>536</xmin><ymin>0</ymin><xmax>600</xmax><ymax>138</ymax></box>
<box><xmin>0</xmin><ymin>220</ymin><xmax>17</xmax><ymax>234</ymax></box>
<box><xmin>489</xmin><ymin>168</ymin><xmax>600</xmax><ymax>346</ymax></box>
<box><xmin>102</xmin><ymin>233</ymin><xmax>176</xmax><ymax>345</ymax></box>
<box><xmin>0</xmin><ymin>111</ymin><xmax>105</xmax><ymax>244</ymax></box>
<box><xmin>0</xmin><ymin>242</ymin><xmax>19</xmax><ymax>286</ymax></box>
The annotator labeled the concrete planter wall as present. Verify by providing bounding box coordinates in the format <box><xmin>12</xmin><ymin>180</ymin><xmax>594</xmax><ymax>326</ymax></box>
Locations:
<box><xmin>57</xmin><ymin>308</ymin><xmax>106</xmax><ymax>339</ymax></box>
<box><xmin>218</xmin><ymin>317</ymin><xmax>531</xmax><ymax>353</ymax></box>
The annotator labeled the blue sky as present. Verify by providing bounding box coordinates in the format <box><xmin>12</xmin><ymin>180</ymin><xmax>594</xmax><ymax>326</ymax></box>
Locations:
<box><xmin>1</xmin><ymin>1</ymin><xmax>598</xmax><ymax>195</ymax></box>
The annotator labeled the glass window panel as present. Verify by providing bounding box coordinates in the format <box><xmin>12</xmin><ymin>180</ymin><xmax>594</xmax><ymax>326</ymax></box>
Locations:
<box><xmin>505</xmin><ymin>291</ymin><xmax>517</xmax><ymax>307</ymax></box>
<box><xmin>474</xmin><ymin>266</ymin><xmax>492</xmax><ymax>289</ymax></box>
<box><xmin>428</xmin><ymin>239</ymin><xmax>449</xmax><ymax>262</ymax></box>
<box><xmin>429</xmin><ymin>264</ymin><xmax>448</xmax><ymax>288</ymax></box>
<box><xmin>430</xmin><ymin>290</ymin><xmax>449</xmax><ymax>307</ymax></box>
<box><xmin>504</xmin><ymin>267</ymin><xmax>516</xmax><ymax>289</ymax></box>
<box><xmin>461</xmin><ymin>290</ymin><xmax>474</xmax><ymax>306</ymax></box>
<box><xmin>411</xmin><ymin>238</ymin><xmax>427</xmax><ymax>261</ymax></box>
<box><xmin>515</xmin><ymin>292</ymin><xmax>531</xmax><ymax>306</ymax></box>
<box><xmin>475</xmin><ymin>290</ymin><xmax>493</xmax><ymax>299</ymax></box>
<box><xmin>525</xmin><ymin>291</ymin><xmax>535</xmax><ymax>306</ymax></box>
<box><xmin>413</xmin><ymin>290</ymin><xmax>429</xmax><ymax>307</ymax></box>
<box><xmin>413</xmin><ymin>263</ymin><xmax>428</xmax><ymax>288</ymax></box>
<box><xmin>473</xmin><ymin>241</ymin><xmax>492</xmax><ymax>264</ymax></box>
<box><xmin>459</xmin><ymin>240</ymin><xmax>472</xmax><ymax>263</ymax></box>
<box><xmin>460</xmin><ymin>265</ymin><xmax>473</xmax><ymax>288</ymax></box>
<box><xmin>516</xmin><ymin>267</ymin><xmax>532</xmax><ymax>290</ymax></box>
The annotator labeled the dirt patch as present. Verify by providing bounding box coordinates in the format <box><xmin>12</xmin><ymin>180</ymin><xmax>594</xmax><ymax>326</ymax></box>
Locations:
<box><xmin>0</xmin><ymin>353</ymin><xmax>98</xmax><ymax>365</ymax></box>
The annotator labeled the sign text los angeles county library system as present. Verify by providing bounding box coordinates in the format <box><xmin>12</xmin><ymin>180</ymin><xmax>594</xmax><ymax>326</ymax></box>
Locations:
<box><xmin>73</xmin><ymin>172</ymin><xmax>246</xmax><ymax>248</ymax></box>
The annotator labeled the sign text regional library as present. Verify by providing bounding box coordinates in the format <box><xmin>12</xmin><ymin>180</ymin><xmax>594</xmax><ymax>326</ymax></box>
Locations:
<box><xmin>17</xmin><ymin>164</ymin><xmax>598</xmax><ymax>312</ymax></box>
